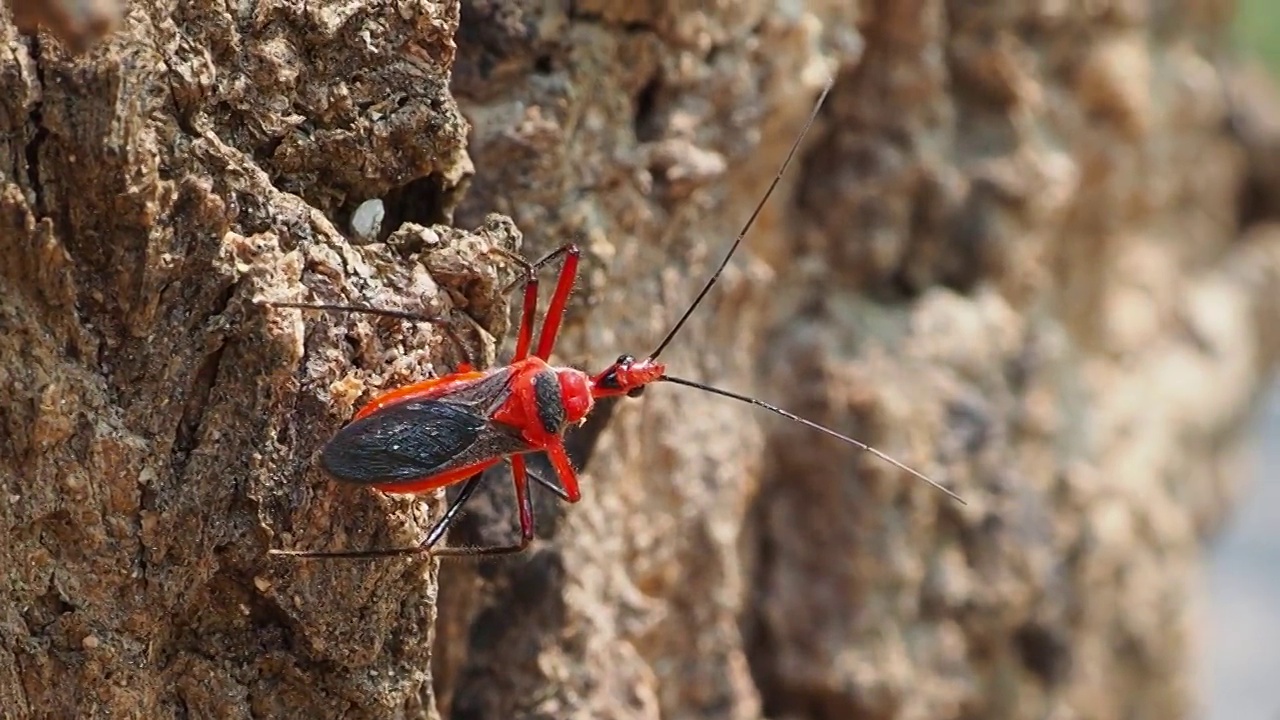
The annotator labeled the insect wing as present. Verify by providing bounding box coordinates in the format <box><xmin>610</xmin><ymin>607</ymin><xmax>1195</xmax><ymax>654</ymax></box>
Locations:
<box><xmin>320</xmin><ymin>368</ymin><xmax>531</xmax><ymax>486</ymax></box>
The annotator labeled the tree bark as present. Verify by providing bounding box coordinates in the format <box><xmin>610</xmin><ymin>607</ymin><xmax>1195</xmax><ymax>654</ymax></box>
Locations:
<box><xmin>1</xmin><ymin>1</ymin><xmax>1277</xmax><ymax>719</ymax></box>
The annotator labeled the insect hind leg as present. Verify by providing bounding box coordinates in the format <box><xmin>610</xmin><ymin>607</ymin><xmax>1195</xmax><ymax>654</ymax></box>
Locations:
<box><xmin>257</xmin><ymin>298</ymin><xmax>480</xmax><ymax>370</ymax></box>
<box><xmin>431</xmin><ymin>455</ymin><xmax>537</xmax><ymax>557</ymax></box>
<box><xmin>268</xmin><ymin>471</ymin><xmax>489</xmax><ymax>559</ymax></box>
<box><xmin>269</xmin><ymin>467</ymin><xmax>532</xmax><ymax>559</ymax></box>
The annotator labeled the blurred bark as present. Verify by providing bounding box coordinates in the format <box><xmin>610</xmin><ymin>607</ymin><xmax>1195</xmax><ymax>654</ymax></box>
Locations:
<box><xmin>6</xmin><ymin>0</ymin><xmax>119</xmax><ymax>50</ymax></box>
<box><xmin>1</xmin><ymin>1</ymin><xmax>1278</xmax><ymax>719</ymax></box>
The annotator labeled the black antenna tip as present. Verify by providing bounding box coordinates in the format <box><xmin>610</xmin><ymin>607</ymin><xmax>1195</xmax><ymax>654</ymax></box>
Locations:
<box><xmin>658</xmin><ymin>374</ymin><xmax>966</xmax><ymax>504</ymax></box>
<box><xmin>646</xmin><ymin>75</ymin><xmax>837</xmax><ymax>362</ymax></box>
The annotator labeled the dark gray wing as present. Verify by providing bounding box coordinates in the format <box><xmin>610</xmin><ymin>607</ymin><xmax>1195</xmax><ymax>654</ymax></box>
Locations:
<box><xmin>320</xmin><ymin>368</ymin><xmax>531</xmax><ymax>485</ymax></box>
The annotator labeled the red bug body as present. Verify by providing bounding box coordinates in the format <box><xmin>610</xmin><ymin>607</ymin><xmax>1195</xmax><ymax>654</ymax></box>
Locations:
<box><xmin>268</xmin><ymin>77</ymin><xmax>962</xmax><ymax>560</ymax></box>
<box><xmin>324</xmin><ymin>357</ymin><xmax>610</xmax><ymax>498</ymax></box>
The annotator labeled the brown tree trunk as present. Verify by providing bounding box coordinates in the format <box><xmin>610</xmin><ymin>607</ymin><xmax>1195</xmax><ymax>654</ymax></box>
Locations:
<box><xmin>2</xmin><ymin>1</ymin><xmax>1277</xmax><ymax>719</ymax></box>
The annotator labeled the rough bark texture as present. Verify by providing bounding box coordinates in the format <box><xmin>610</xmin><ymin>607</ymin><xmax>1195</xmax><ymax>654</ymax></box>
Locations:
<box><xmin>1</xmin><ymin>1</ymin><xmax>1277</xmax><ymax>719</ymax></box>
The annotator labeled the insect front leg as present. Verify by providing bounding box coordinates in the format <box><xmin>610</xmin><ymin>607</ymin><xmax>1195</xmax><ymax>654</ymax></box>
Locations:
<box><xmin>543</xmin><ymin>440</ymin><xmax>582</xmax><ymax>503</ymax></box>
<box><xmin>524</xmin><ymin>459</ymin><xmax>573</xmax><ymax>501</ymax></box>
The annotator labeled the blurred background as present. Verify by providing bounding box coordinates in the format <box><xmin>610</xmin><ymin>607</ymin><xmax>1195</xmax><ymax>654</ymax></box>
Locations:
<box><xmin>1207</xmin><ymin>5</ymin><xmax>1280</xmax><ymax>719</ymax></box>
<box><xmin>1206</xmin><ymin>382</ymin><xmax>1280</xmax><ymax>720</ymax></box>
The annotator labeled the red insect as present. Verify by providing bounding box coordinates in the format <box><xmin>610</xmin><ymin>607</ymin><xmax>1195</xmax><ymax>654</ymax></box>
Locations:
<box><xmin>267</xmin><ymin>78</ymin><xmax>965</xmax><ymax>560</ymax></box>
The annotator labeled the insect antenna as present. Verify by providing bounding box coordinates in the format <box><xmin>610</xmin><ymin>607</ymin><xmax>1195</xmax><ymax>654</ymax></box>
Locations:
<box><xmin>660</xmin><ymin>375</ymin><xmax>966</xmax><ymax>504</ymax></box>
<box><xmin>636</xmin><ymin>76</ymin><xmax>964</xmax><ymax>505</ymax></box>
<box><xmin>646</xmin><ymin>76</ymin><xmax>835</xmax><ymax>362</ymax></box>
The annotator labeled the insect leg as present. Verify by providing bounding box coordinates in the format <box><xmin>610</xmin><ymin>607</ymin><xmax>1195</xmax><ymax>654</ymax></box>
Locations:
<box><xmin>260</xmin><ymin>299</ymin><xmax>478</xmax><ymax>369</ymax></box>
<box><xmin>533</xmin><ymin>245</ymin><xmax>581</xmax><ymax>360</ymax></box>
<box><xmin>512</xmin><ymin>454</ymin><xmax>535</xmax><ymax>546</ymax></box>
<box><xmin>524</xmin><ymin>459</ymin><xmax>572</xmax><ymax>502</ymax></box>
<box><xmin>509</xmin><ymin>257</ymin><xmax>540</xmax><ymax>361</ymax></box>
<box><xmin>543</xmin><ymin>440</ymin><xmax>582</xmax><ymax>503</ymax></box>
<box><xmin>267</xmin><ymin>471</ymin><xmax>488</xmax><ymax>559</ymax></box>
<box><xmin>432</xmin><ymin>454</ymin><xmax>537</xmax><ymax>557</ymax></box>
<box><xmin>496</xmin><ymin>244</ymin><xmax>582</xmax><ymax>295</ymax></box>
<box><xmin>419</xmin><ymin>472</ymin><xmax>488</xmax><ymax>552</ymax></box>
<box><xmin>494</xmin><ymin>244</ymin><xmax>582</xmax><ymax>361</ymax></box>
